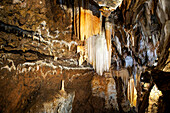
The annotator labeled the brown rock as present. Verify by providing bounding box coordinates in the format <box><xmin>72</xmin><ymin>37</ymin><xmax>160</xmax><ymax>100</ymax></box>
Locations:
<box><xmin>19</xmin><ymin>16</ymin><xmax>26</xmax><ymax>25</ymax></box>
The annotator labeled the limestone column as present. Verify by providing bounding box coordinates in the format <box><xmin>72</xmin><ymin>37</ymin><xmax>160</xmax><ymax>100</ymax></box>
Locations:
<box><xmin>105</xmin><ymin>17</ymin><xmax>112</xmax><ymax>67</ymax></box>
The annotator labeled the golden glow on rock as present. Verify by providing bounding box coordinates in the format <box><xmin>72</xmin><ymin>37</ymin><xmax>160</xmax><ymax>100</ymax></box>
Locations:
<box><xmin>148</xmin><ymin>85</ymin><xmax>162</xmax><ymax>113</ymax></box>
<box><xmin>127</xmin><ymin>78</ymin><xmax>137</xmax><ymax>107</ymax></box>
<box><xmin>113</xmin><ymin>69</ymin><xmax>129</xmax><ymax>86</ymax></box>
<box><xmin>74</xmin><ymin>9</ymin><xmax>101</xmax><ymax>41</ymax></box>
<box><xmin>163</xmin><ymin>50</ymin><xmax>170</xmax><ymax>72</ymax></box>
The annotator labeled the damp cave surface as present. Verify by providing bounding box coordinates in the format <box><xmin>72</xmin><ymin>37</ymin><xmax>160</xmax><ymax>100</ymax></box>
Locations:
<box><xmin>0</xmin><ymin>0</ymin><xmax>170</xmax><ymax>113</ymax></box>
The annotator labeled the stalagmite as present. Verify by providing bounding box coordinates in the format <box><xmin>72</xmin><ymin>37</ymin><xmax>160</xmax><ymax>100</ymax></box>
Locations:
<box><xmin>59</xmin><ymin>80</ymin><xmax>67</xmax><ymax>98</ymax></box>
<box><xmin>77</xmin><ymin>46</ymin><xmax>85</xmax><ymax>65</ymax></box>
<box><xmin>61</xmin><ymin>80</ymin><xmax>65</xmax><ymax>91</ymax></box>
<box><xmin>147</xmin><ymin>84</ymin><xmax>162</xmax><ymax>112</ymax></box>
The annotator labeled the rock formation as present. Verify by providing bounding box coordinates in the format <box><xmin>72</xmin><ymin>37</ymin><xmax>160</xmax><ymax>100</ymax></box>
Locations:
<box><xmin>0</xmin><ymin>0</ymin><xmax>169</xmax><ymax>113</ymax></box>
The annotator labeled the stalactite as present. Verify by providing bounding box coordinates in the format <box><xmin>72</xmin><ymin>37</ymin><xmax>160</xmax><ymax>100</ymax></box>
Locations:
<box><xmin>86</xmin><ymin>35</ymin><xmax>96</xmax><ymax>68</ymax></box>
<box><xmin>131</xmin><ymin>32</ymin><xmax>135</xmax><ymax>47</ymax></box>
<box><xmin>125</xmin><ymin>56</ymin><xmax>133</xmax><ymax>67</ymax></box>
<box><xmin>113</xmin><ymin>69</ymin><xmax>129</xmax><ymax>87</ymax></box>
<box><xmin>127</xmin><ymin>78</ymin><xmax>137</xmax><ymax>107</ymax></box>
<box><xmin>127</xmin><ymin>34</ymin><xmax>130</xmax><ymax>51</ymax></box>
<box><xmin>105</xmin><ymin>17</ymin><xmax>112</xmax><ymax>68</ymax></box>
<box><xmin>114</xmin><ymin>36</ymin><xmax>122</xmax><ymax>55</ymax></box>
<box><xmin>86</xmin><ymin>32</ymin><xmax>111</xmax><ymax>75</ymax></box>
<box><xmin>73</xmin><ymin>1</ymin><xmax>113</xmax><ymax>75</ymax></box>
<box><xmin>74</xmin><ymin>0</ymin><xmax>101</xmax><ymax>41</ymax></box>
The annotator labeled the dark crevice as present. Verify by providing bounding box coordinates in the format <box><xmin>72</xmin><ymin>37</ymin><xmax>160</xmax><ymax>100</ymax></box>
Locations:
<box><xmin>138</xmin><ymin>82</ymin><xmax>154</xmax><ymax>113</ymax></box>
<box><xmin>114</xmin><ymin>76</ymin><xmax>124</xmax><ymax>113</ymax></box>
<box><xmin>0</xmin><ymin>21</ymin><xmax>34</xmax><ymax>38</ymax></box>
<box><xmin>0</xmin><ymin>48</ymin><xmax>54</xmax><ymax>60</ymax></box>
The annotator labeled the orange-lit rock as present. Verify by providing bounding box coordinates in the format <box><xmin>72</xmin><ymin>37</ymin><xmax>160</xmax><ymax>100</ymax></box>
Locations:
<box><xmin>148</xmin><ymin>85</ymin><xmax>162</xmax><ymax>112</ymax></box>
<box><xmin>91</xmin><ymin>75</ymin><xmax>118</xmax><ymax>110</ymax></box>
<box><xmin>127</xmin><ymin>78</ymin><xmax>137</xmax><ymax>107</ymax></box>
<box><xmin>113</xmin><ymin>69</ymin><xmax>129</xmax><ymax>86</ymax></box>
<box><xmin>74</xmin><ymin>10</ymin><xmax>101</xmax><ymax>41</ymax></box>
<box><xmin>105</xmin><ymin>17</ymin><xmax>112</xmax><ymax>67</ymax></box>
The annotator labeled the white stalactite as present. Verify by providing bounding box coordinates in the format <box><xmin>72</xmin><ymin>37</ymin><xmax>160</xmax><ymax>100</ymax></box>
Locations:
<box><xmin>125</xmin><ymin>56</ymin><xmax>133</xmax><ymax>67</ymax></box>
<box><xmin>61</xmin><ymin>80</ymin><xmax>65</xmax><ymax>91</ymax></box>
<box><xmin>86</xmin><ymin>32</ymin><xmax>111</xmax><ymax>75</ymax></box>
<box><xmin>115</xmin><ymin>36</ymin><xmax>122</xmax><ymax>55</ymax></box>
<box><xmin>127</xmin><ymin>34</ymin><xmax>130</xmax><ymax>51</ymax></box>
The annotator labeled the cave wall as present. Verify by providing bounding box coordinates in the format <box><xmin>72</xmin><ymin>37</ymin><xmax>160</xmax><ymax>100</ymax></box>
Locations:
<box><xmin>0</xmin><ymin>0</ymin><xmax>169</xmax><ymax>113</ymax></box>
<box><xmin>0</xmin><ymin>0</ymin><xmax>78</xmax><ymax>112</ymax></box>
<box><xmin>0</xmin><ymin>0</ymin><xmax>119</xmax><ymax>112</ymax></box>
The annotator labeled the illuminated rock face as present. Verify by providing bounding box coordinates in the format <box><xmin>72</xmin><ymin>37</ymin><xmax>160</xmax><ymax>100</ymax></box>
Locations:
<box><xmin>73</xmin><ymin>0</ymin><xmax>102</xmax><ymax>41</ymax></box>
<box><xmin>127</xmin><ymin>78</ymin><xmax>137</xmax><ymax>107</ymax></box>
<box><xmin>92</xmin><ymin>76</ymin><xmax>118</xmax><ymax>110</ymax></box>
<box><xmin>75</xmin><ymin>10</ymin><xmax>101</xmax><ymax>41</ymax></box>
<box><xmin>148</xmin><ymin>85</ymin><xmax>162</xmax><ymax>113</ymax></box>
<box><xmin>0</xmin><ymin>0</ymin><xmax>170</xmax><ymax>113</ymax></box>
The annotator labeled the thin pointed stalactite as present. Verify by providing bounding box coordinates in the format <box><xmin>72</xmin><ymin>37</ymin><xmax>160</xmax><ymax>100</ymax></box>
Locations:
<box><xmin>127</xmin><ymin>77</ymin><xmax>137</xmax><ymax>107</ymax></box>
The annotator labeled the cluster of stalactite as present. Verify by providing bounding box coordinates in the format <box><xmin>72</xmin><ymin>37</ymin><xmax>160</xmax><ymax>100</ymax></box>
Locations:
<box><xmin>75</xmin><ymin>0</ymin><xmax>169</xmax><ymax>111</ymax></box>
<box><xmin>0</xmin><ymin>0</ymin><xmax>169</xmax><ymax>112</ymax></box>
<box><xmin>74</xmin><ymin>0</ymin><xmax>169</xmax><ymax>74</ymax></box>
<box><xmin>62</xmin><ymin>0</ymin><xmax>169</xmax><ymax>110</ymax></box>
<box><xmin>110</xmin><ymin>0</ymin><xmax>169</xmax><ymax>111</ymax></box>
<box><xmin>109</xmin><ymin>0</ymin><xmax>170</xmax><ymax>112</ymax></box>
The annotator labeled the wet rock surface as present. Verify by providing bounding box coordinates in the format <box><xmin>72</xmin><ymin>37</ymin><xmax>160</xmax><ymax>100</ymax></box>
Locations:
<box><xmin>0</xmin><ymin>0</ymin><xmax>170</xmax><ymax>113</ymax></box>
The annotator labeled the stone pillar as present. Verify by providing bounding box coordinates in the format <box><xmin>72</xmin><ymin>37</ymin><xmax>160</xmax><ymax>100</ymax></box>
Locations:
<box><xmin>105</xmin><ymin>17</ymin><xmax>112</xmax><ymax>67</ymax></box>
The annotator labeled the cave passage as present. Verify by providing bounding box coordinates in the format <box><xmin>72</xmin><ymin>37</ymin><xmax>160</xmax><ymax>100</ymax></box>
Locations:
<box><xmin>0</xmin><ymin>0</ymin><xmax>170</xmax><ymax>113</ymax></box>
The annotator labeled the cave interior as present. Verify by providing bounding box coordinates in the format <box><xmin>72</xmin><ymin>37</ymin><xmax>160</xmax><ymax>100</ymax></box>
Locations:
<box><xmin>0</xmin><ymin>0</ymin><xmax>170</xmax><ymax>113</ymax></box>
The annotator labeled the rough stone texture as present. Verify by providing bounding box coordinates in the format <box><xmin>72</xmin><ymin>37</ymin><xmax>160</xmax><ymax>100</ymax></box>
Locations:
<box><xmin>0</xmin><ymin>0</ymin><xmax>169</xmax><ymax>113</ymax></box>
<box><xmin>92</xmin><ymin>75</ymin><xmax>118</xmax><ymax>110</ymax></box>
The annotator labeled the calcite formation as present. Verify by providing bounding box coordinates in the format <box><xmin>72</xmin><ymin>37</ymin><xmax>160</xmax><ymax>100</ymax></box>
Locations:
<box><xmin>86</xmin><ymin>33</ymin><xmax>111</xmax><ymax>75</ymax></box>
<box><xmin>0</xmin><ymin>0</ymin><xmax>170</xmax><ymax>113</ymax></box>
